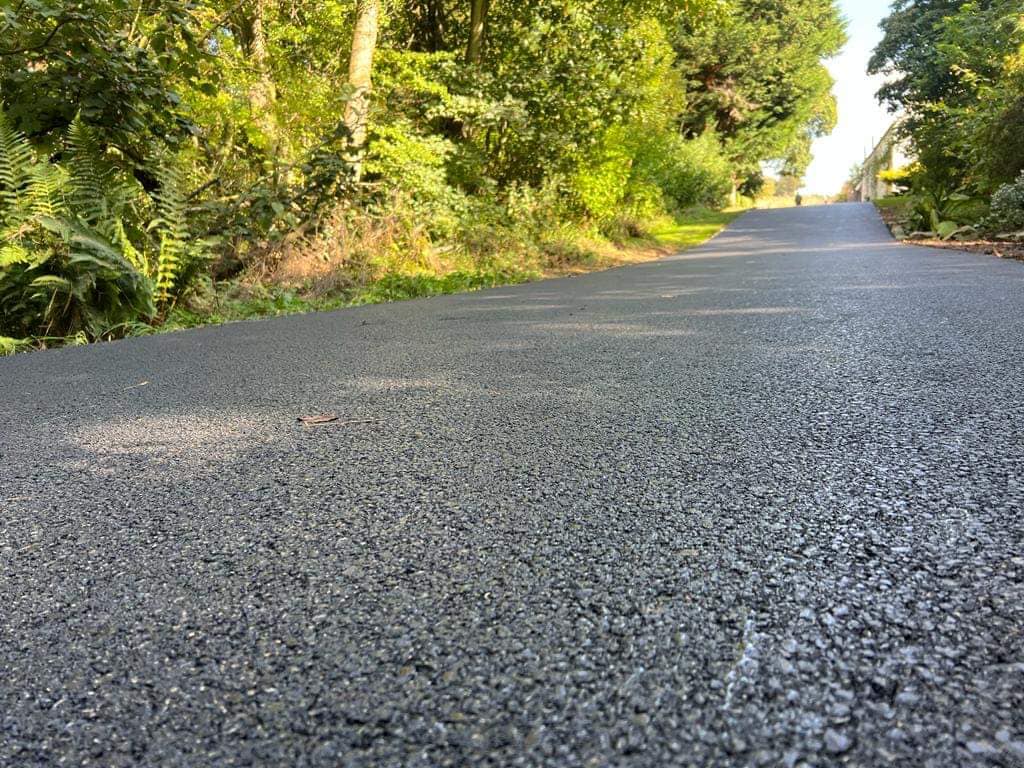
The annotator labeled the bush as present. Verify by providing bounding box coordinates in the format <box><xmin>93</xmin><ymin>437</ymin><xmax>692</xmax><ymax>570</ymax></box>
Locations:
<box><xmin>364</xmin><ymin>122</ymin><xmax>468</xmax><ymax>239</ymax></box>
<box><xmin>652</xmin><ymin>132</ymin><xmax>734</xmax><ymax>210</ymax></box>
<box><xmin>0</xmin><ymin>107</ymin><xmax>209</xmax><ymax>340</ymax></box>
<box><xmin>983</xmin><ymin>171</ymin><xmax>1024</xmax><ymax>236</ymax></box>
<box><xmin>573</xmin><ymin>127</ymin><xmax>733</xmax><ymax>228</ymax></box>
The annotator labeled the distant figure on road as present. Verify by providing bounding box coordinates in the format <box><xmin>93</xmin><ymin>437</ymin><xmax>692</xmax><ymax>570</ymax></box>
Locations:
<box><xmin>795</xmin><ymin>194</ymin><xmax>803</xmax><ymax>207</ymax></box>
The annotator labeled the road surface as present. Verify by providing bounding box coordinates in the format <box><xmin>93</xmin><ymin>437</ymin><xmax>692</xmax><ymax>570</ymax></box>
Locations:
<box><xmin>2</xmin><ymin>204</ymin><xmax>1023</xmax><ymax>766</ymax></box>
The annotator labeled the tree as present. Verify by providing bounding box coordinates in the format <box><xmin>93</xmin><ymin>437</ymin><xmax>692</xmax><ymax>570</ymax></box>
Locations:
<box><xmin>466</xmin><ymin>0</ymin><xmax>490</xmax><ymax>63</ymax></box>
<box><xmin>869</xmin><ymin>0</ymin><xmax>1024</xmax><ymax>193</ymax></box>
<box><xmin>868</xmin><ymin>0</ymin><xmax>970</xmax><ymax>112</ymax></box>
<box><xmin>249</xmin><ymin>2</ymin><xmax>278</xmax><ymax>135</ymax></box>
<box><xmin>0</xmin><ymin>0</ymin><xmax>203</xmax><ymax>171</ymax></box>
<box><xmin>675</xmin><ymin>0</ymin><xmax>845</xmax><ymax>189</ymax></box>
<box><xmin>344</xmin><ymin>0</ymin><xmax>381</xmax><ymax>178</ymax></box>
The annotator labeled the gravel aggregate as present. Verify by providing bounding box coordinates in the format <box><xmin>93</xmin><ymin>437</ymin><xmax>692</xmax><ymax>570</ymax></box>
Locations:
<box><xmin>2</xmin><ymin>203</ymin><xmax>1023</xmax><ymax>766</ymax></box>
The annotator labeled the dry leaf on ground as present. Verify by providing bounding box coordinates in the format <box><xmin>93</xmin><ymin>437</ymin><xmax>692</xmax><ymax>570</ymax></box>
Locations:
<box><xmin>297</xmin><ymin>413</ymin><xmax>339</xmax><ymax>425</ymax></box>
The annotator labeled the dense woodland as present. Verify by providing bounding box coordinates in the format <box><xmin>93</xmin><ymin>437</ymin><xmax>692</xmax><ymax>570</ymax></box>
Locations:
<box><xmin>864</xmin><ymin>0</ymin><xmax>1024</xmax><ymax>238</ymax></box>
<box><xmin>2</xmin><ymin>0</ymin><xmax>850</xmax><ymax>348</ymax></box>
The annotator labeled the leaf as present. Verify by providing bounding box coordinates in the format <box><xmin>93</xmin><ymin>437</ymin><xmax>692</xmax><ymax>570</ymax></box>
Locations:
<box><xmin>935</xmin><ymin>220</ymin><xmax>959</xmax><ymax>240</ymax></box>
<box><xmin>296</xmin><ymin>414</ymin><xmax>381</xmax><ymax>427</ymax></box>
<box><xmin>0</xmin><ymin>242</ymin><xmax>31</xmax><ymax>267</ymax></box>
<box><xmin>0</xmin><ymin>336</ymin><xmax>29</xmax><ymax>355</ymax></box>
<box><xmin>941</xmin><ymin>224</ymin><xmax>976</xmax><ymax>241</ymax></box>
<box><xmin>297</xmin><ymin>413</ymin><xmax>339</xmax><ymax>425</ymax></box>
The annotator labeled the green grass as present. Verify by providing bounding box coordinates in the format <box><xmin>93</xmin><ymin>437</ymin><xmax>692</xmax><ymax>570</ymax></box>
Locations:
<box><xmin>0</xmin><ymin>335</ymin><xmax>32</xmax><ymax>355</ymax></box>
<box><xmin>348</xmin><ymin>267</ymin><xmax>538</xmax><ymax>305</ymax></box>
<box><xmin>648</xmin><ymin>207</ymin><xmax>742</xmax><ymax>251</ymax></box>
<box><xmin>160</xmin><ymin>208</ymin><xmax>738</xmax><ymax>335</ymax></box>
<box><xmin>160</xmin><ymin>265</ymin><xmax>540</xmax><ymax>333</ymax></box>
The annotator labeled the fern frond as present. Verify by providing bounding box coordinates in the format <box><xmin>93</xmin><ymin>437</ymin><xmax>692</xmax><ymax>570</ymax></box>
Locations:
<box><xmin>66</xmin><ymin>116</ymin><xmax>115</xmax><ymax>227</ymax></box>
<box><xmin>0</xmin><ymin>107</ymin><xmax>36</xmax><ymax>228</ymax></box>
<box><xmin>46</xmin><ymin>214</ymin><xmax>138</xmax><ymax>276</ymax></box>
<box><xmin>151</xmin><ymin>160</ymin><xmax>189</xmax><ymax>303</ymax></box>
<box><xmin>26</xmin><ymin>162</ymin><xmax>67</xmax><ymax>219</ymax></box>
<box><xmin>29</xmin><ymin>274</ymin><xmax>74</xmax><ymax>291</ymax></box>
<box><xmin>112</xmin><ymin>217</ymin><xmax>146</xmax><ymax>272</ymax></box>
<box><xmin>0</xmin><ymin>241</ymin><xmax>32</xmax><ymax>267</ymax></box>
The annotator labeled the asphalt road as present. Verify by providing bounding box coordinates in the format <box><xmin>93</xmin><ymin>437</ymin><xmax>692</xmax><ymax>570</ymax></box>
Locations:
<box><xmin>2</xmin><ymin>203</ymin><xmax>1023</xmax><ymax>767</ymax></box>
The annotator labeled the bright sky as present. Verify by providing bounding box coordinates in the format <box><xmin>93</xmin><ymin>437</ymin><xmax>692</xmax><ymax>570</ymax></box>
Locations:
<box><xmin>801</xmin><ymin>0</ymin><xmax>897</xmax><ymax>195</ymax></box>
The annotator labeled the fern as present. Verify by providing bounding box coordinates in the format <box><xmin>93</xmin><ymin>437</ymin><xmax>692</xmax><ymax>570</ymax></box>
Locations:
<box><xmin>1</xmin><ymin>110</ymin><xmax>192</xmax><ymax>338</ymax></box>
<box><xmin>64</xmin><ymin>116</ymin><xmax>152</xmax><ymax>274</ymax></box>
<box><xmin>0</xmin><ymin>107</ymin><xmax>60</xmax><ymax>273</ymax></box>
<box><xmin>112</xmin><ymin>217</ymin><xmax>146</xmax><ymax>272</ymax></box>
<box><xmin>65</xmin><ymin>117</ymin><xmax>115</xmax><ymax>227</ymax></box>
<box><xmin>0</xmin><ymin>243</ymin><xmax>32</xmax><ymax>268</ymax></box>
<box><xmin>32</xmin><ymin>215</ymin><xmax>156</xmax><ymax>334</ymax></box>
<box><xmin>0</xmin><ymin>107</ymin><xmax>36</xmax><ymax>229</ymax></box>
<box><xmin>151</xmin><ymin>160</ymin><xmax>190</xmax><ymax>304</ymax></box>
<box><xmin>26</xmin><ymin>162</ymin><xmax>66</xmax><ymax>219</ymax></box>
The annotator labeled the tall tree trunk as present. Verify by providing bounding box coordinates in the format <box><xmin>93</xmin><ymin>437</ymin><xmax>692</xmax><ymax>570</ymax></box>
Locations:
<box><xmin>344</xmin><ymin>0</ymin><xmax>381</xmax><ymax>180</ymax></box>
<box><xmin>465</xmin><ymin>0</ymin><xmax>490</xmax><ymax>64</ymax></box>
<box><xmin>248</xmin><ymin>0</ymin><xmax>279</xmax><ymax>162</ymax></box>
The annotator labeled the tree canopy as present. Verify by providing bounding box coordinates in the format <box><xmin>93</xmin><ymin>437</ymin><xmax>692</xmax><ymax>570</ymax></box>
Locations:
<box><xmin>869</xmin><ymin>0</ymin><xmax>1024</xmax><ymax>193</ymax></box>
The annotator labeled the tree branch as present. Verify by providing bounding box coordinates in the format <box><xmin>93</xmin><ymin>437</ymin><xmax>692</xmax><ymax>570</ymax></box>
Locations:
<box><xmin>0</xmin><ymin>17</ymin><xmax>72</xmax><ymax>57</ymax></box>
<box><xmin>199</xmin><ymin>0</ymin><xmax>253</xmax><ymax>44</ymax></box>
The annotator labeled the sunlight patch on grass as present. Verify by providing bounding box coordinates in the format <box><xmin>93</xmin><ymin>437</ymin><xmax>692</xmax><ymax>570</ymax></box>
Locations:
<box><xmin>649</xmin><ymin>208</ymin><xmax>742</xmax><ymax>252</ymax></box>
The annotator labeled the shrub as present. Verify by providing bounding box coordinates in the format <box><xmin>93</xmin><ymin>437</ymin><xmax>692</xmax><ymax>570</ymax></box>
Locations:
<box><xmin>364</xmin><ymin>122</ymin><xmax>469</xmax><ymax>239</ymax></box>
<box><xmin>573</xmin><ymin>127</ymin><xmax>635</xmax><ymax>224</ymax></box>
<box><xmin>653</xmin><ymin>132</ymin><xmax>734</xmax><ymax>210</ymax></box>
<box><xmin>983</xmin><ymin>171</ymin><xmax>1024</xmax><ymax>236</ymax></box>
<box><xmin>573</xmin><ymin>127</ymin><xmax>733</xmax><ymax>228</ymax></box>
<box><xmin>0</xmin><ymin>107</ymin><xmax>209</xmax><ymax>339</ymax></box>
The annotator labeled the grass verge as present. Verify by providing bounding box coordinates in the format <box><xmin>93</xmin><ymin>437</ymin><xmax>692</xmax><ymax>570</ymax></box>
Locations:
<box><xmin>161</xmin><ymin>208</ymin><xmax>742</xmax><ymax>331</ymax></box>
<box><xmin>5</xmin><ymin>207</ymin><xmax>743</xmax><ymax>351</ymax></box>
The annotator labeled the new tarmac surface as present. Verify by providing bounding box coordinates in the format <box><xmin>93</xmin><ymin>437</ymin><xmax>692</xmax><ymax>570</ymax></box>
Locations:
<box><xmin>2</xmin><ymin>203</ymin><xmax>1023</xmax><ymax>766</ymax></box>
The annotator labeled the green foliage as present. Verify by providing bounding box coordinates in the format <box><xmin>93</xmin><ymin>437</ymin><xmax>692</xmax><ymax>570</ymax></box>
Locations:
<box><xmin>350</xmin><ymin>269</ymin><xmax>534</xmax><ymax>305</ymax></box>
<box><xmin>151</xmin><ymin>158</ymin><xmax>214</xmax><ymax>309</ymax></box>
<box><xmin>0</xmin><ymin>106</ymin><xmax>212</xmax><ymax>338</ymax></box>
<box><xmin>870</xmin><ymin>0</ymin><xmax>1024</xmax><ymax>200</ymax></box>
<box><xmin>0</xmin><ymin>109</ymin><xmax>154</xmax><ymax>338</ymax></box>
<box><xmin>161</xmin><ymin>265</ymin><xmax>538</xmax><ymax>333</ymax></box>
<box><xmin>878</xmin><ymin>167</ymin><xmax>913</xmax><ymax>188</ymax></box>
<box><xmin>364</xmin><ymin>121</ymin><xmax>468</xmax><ymax>237</ymax></box>
<box><xmin>983</xmin><ymin>172</ymin><xmax>1024</xmax><ymax>236</ymax></box>
<box><xmin>676</xmin><ymin>0</ymin><xmax>846</xmax><ymax>183</ymax></box>
<box><xmin>901</xmin><ymin>189</ymin><xmax>986</xmax><ymax>239</ymax></box>
<box><xmin>653</xmin><ymin>132</ymin><xmax>734</xmax><ymax>210</ymax></box>
<box><xmin>0</xmin><ymin>335</ymin><xmax>32</xmax><ymax>355</ymax></box>
<box><xmin>2</xmin><ymin>0</ymin><xmax>848</xmax><ymax>347</ymax></box>
<box><xmin>0</xmin><ymin>0</ymin><xmax>204</xmax><ymax>162</ymax></box>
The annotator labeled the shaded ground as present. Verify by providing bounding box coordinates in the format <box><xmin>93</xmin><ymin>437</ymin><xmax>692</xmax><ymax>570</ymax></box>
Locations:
<box><xmin>2</xmin><ymin>203</ymin><xmax>1023</xmax><ymax>767</ymax></box>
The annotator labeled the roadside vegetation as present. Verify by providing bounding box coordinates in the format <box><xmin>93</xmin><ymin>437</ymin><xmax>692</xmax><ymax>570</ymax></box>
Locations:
<box><xmin>861</xmin><ymin>0</ymin><xmax>1024</xmax><ymax>245</ymax></box>
<box><xmin>1</xmin><ymin>0</ymin><xmax>846</xmax><ymax>352</ymax></box>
